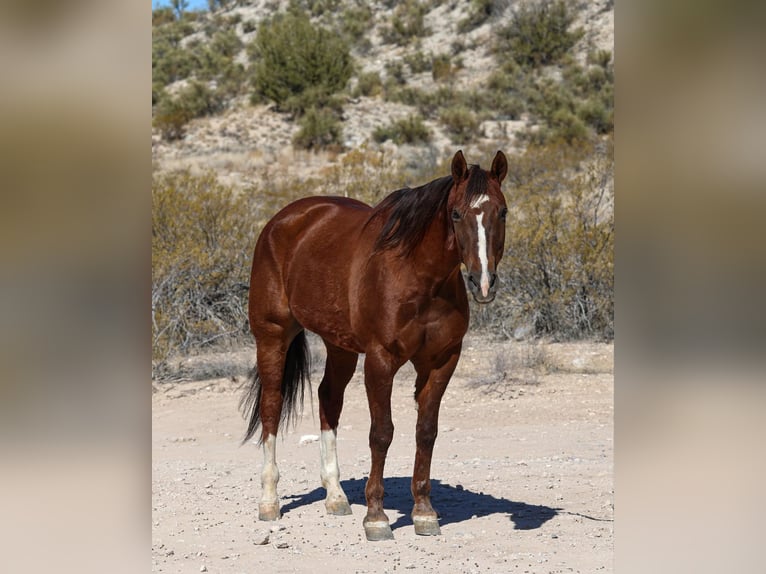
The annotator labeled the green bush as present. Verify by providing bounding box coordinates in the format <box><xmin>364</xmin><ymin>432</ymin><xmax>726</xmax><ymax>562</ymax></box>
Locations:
<box><xmin>431</xmin><ymin>54</ymin><xmax>454</xmax><ymax>82</ymax></box>
<box><xmin>384</xmin><ymin>60</ymin><xmax>407</xmax><ymax>85</ymax></box>
<box><xmin>153</xmin><ymin>7</ymin><xmax>176</xmax><ymax>27</ymax></box>
<box><xmin>439</xmin><ymin>106</ymin><xmax>480</xmax><ymax>141</ymax></box>
<box><xmin>458</xmin><ymin>0</ymin><xmax>495</xmax><ymax>33</ymax></box>
<box><xmin>292</xmin><ymin>107</ymin><xmax>344</xmax><ymax>150</ymax></box>
<box><xmin>404</xmin><ymin>51</ymin><xmax>432</xmax><ymax>74</ymax></box>
<box><xmin>354</xmin><ymin>71</ymin><xmax>383</xmax><ymax>97</ymax></box>
<box><xmin>152</xmin><ymin>25</ymin><xmax>196</xmax><ymax>87</ymax></box>
<box><xmin>153</xmin><ymin>80</ymin><xmax>223</xmax><ymax>140</ymax></box>
<box><xmin>373</xmin><ymin>114</ymin><xmax>431</xmax><ymax>145</ymax></box>
<box><xmin>248</xmin><ymin>12</ymin><xmax>353</xmax><ymax>115</ymax></box>
<box><xmin>381</xmin><ymin>0</ymin><xmax>430</xmax><ymax>45</ymax></box>
<box><xmin>340</xmin><ymin>4</ymin><xmax>374</xmax><ymax>46</ymax></box>
<box><xmin>495</xmin><ymin>0</ymin><xmax>584</xmax><ymax>69</ymax></box>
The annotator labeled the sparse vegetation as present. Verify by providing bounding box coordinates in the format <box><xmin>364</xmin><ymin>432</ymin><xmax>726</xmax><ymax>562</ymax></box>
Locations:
<box><xmin>373</xmin><ymin>114</ymin><xmax>431</xmax><ymax>145</ymax></box>
<box><xmin>152</xmin><ymin>171</ymin><xmax>260</xmax><ymax>377</ymax></box>
<box><xmin>353</xmin><ymin>71</ymin><xmax>384</xmax><ymax>97</ymax></box>
<box><xmin>381</xmin><ymin>0</ymin><xmax>431</xmax><ymax>46</ymax></box>
<box><xmin>431</xmin><ymin>54</ymin><xmax>455</xmax><ymax>82</ymax></box>
<box><xmin>458</xmin><ymin>0</ymin><xmax>495</xmax><ymax>33</ymax></box>
<box><xmin>501</xmin><ymin>140</ymin><xmax>614</xmax><ymax>339</ymax></box>
<box><xmin>153</xmin><ymin>80</ymin><xmax>224</xmax><ymax>140</ymax></box>
<box><xmin>439</xmin><ymin>105</ymin><xmax>480</xmax><ymax>142</ymax></box>
<box><xmin>293</xmin><ymin>107</ymin><xmax>344</xmax><ymax>150</ymax></box>
<box><xmin>495</xmin><ymin>0</ymin><xmax>584</xmax><ymax>69</ymax></box>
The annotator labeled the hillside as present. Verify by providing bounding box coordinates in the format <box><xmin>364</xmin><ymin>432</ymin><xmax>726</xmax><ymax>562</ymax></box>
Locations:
<box><xmin>152</xmin><ymin>0</ymin><xmax>613</xmax><ymax>187</ymax></box>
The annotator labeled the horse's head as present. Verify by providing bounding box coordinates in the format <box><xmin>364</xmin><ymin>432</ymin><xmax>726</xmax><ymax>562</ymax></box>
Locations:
<box><xmin>448</xmin><ymin>150</ymin><xmax>508</xmax><ymax>304</ymax></box>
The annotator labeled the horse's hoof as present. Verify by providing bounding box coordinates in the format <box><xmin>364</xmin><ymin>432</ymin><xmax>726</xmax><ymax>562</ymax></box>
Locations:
<box><xmin>413</xmin><ymin>516</ymin><xmax>441</xmax><ymax>536</ymax></box>
<box><xmin>258</xmin><ymin>502</ymin><xmax>280</xmax><ymax>521</ymax></box>
<box><xmin>325</xmin><ymin>499</ymin><xmax>352</xmax><ymax>516</ymax></box>
<box><xmin>363</xmin><ymin>520</ymin><xmax>394</xmax><ymax>541</ymax></box>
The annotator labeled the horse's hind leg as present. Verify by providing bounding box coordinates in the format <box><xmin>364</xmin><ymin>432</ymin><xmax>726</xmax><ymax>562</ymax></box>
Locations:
<box><xmin>250</xmin><ymin>327</ymin><xmax>306</xmax><ymax>521</ymax></box>
<box><xmin>318</xmin><ymin>342</ymin><xmax>358</xmax><ymax>516</ymax></box>
<box><xmin>254</xmin><ymin>338</ymin><xmax>288</xmax><ymax>521</ymax></box>
<box><xmin>410</xmin><ymin>346</ymin><xmax>461</xmax><ymax>536</ymax></box>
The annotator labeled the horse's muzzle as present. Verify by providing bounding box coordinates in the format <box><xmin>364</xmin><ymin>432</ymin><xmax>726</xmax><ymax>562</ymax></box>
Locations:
<box><xmin>467</xmin><ymin>271</ymin><xmax>498</xmax><ymax>304</ymax></box>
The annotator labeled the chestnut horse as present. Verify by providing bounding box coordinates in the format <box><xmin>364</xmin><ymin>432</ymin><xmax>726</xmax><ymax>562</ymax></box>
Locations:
<box><xmin>241</xmin><ymin>150</ymin><xmax>508</xmax><ymax>540</ymax></box>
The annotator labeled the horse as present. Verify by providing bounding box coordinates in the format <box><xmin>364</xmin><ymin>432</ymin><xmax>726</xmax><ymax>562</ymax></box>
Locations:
<box><xmin>241</xmin><ymin>150</ymin><xmax>509</xmax><ymax>541</ymax></box>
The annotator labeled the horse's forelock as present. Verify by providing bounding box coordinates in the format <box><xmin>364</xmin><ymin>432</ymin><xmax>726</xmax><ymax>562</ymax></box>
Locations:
<box><xmin>458</xmin><ymin>165</ymin><xmax>489</xmax><ymax>209</ymax></box>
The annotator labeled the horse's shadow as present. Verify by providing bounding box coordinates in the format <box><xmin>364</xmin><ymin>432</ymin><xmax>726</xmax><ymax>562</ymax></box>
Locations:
<box><xmin>281</xmin><ymin>476</ymin><xmax>558</xmax><ymax>531</ymax></box>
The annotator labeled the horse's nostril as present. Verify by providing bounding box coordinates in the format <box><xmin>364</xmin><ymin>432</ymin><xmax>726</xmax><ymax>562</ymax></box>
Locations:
<box><xmin>490</xmin><ymin>273</ymin><xmax>497</xmax><ymax>288</ymax></box>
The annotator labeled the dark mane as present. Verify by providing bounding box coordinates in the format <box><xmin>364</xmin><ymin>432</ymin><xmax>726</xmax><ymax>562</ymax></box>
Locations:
<box><xmin>368</xmin><ymin>165</ymin><xmax>489</xmax><ymax>256</ymax></box>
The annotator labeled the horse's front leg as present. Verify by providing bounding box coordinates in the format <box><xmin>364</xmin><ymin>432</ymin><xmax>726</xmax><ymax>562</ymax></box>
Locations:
<box><xmin>410</xmin><ymin>346</ymin><xmax>461</xmax><ymax>536</ymax></box>
<box><xmin>362</xmin><ymin>348</ymin><xmax>400</xmax><ymax>541</ymax></box>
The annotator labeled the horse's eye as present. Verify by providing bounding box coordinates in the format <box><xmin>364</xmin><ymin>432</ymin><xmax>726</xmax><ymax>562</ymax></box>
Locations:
<box><xmin>499</xmin><ymin>207</ymin><xmax>508</xmax><ymax>220</ymax></box>
<box><xmin>451</xmin><ymin>209</ymin><xmax>461</xmax><ymax>221</ymax></box>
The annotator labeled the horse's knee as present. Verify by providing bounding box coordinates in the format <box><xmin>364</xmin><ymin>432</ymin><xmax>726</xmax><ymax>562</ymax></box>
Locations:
<box><xmin>416</xmin><ymin>420</ymin><xmax>438</xmax><ymax>450</ymax></box>
<box><xmin>369</xmin><ymin>420</ymin><xmax>394</xmax><ymax>452</ymax></box>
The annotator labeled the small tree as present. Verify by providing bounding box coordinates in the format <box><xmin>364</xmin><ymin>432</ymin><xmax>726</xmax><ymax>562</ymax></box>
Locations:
<box><xmin>249</xmin><ymin>12</ymin><xmax>353</xmax><ymax>115</ymax></box>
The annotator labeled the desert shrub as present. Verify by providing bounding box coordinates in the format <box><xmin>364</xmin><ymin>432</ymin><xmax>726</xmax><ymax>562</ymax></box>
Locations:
<box><xmin>292</xmin><ymin>107</ymin><xmax>344</xmax><ymax>150</ymax></box>
<box><xmin>431</xmin><ymin>54</ymin><xmax>454</xmax><ymax>81</ymax></box>
<box><xmin>381</xmin><ymin>0</ymin><xmax>430</xmax><ymax>46</ymax></box>
<box><xmin>500</xmin><ymin>140</ymin><xmax>614</xmax><ymax>339</ymax></box>
<box><xmin>577</xmin><ymin>97</ymin><xmax>612</xmax><ymax>135</ymax></box>
<box><xmin>152</xmin><ymin>171</ymin><xmax>262</xmax><ymax>377</ymax></box>
<box><xmin>458</xmin><ymin>0</ymin><xmax>495</xmax><ymax>33</ymax></box>
<box><xmin>373</xmin><ymin>114</ymin><xmax>431</xmax><ymax>145</ymax></box>
<box><xmin>354</xmin><ymin>71</ymin><xmax>383</xmax><ymax>97</ymax></box>
<box><xmin>152</xmin><ymin>25</ymin><xmax>196</xmax><ymax>87</ymax></box>
<box><xmin>207</xmin><ymin>0</ymin><xmax>235</xmax><ymax>11</ymax></box>
<box><xmin>404</xmin><ymin>50</ymin><xmax>432</xmax><ymax>74</ymax></box>
<box><xmin>191</xmin><ymin>30</ymin><xmax>246</xmax><ymax>94</ymax></box>
<box><xmin>153</xmin><ymin>7</ymin><xmax>176</xmax><ymax>26</ymax></box>
<box><xmin>587</xmin><ymin>48</ymin><xmax>612</xmax><ymax>69</ymax></box>
<box><xmin>384</xmin><ymin>60</ymin><xmax>407</xmax><ymax>85</ymax></box>
<box><xmin>439</xmin><ymin>106</ymin><xmax>480</xmax><ymax>141</ymax></box>
<box><xmin>520</xmin><ymin>52</ymin><xmax>613</xmax><ymax>143</ymax></box>
<box><xmin>291</xmin><ymin>0</ymin><xmax>343</xmax><ymax>17</ymax></box>
<box><xmin>495</xmin><ymin>0</ymin><xmax>584</xmax><ymax>69</ymax></box>
<box><xmin>248</xmin><ymin>12</ymin><xmax>353</xmax><ymax>115</ymax></box>
<box><xmin>340</xmin><ymin>3</ymin><xmax>374</xmax><ymax>46</ymax></box>
<box><xmin>313</xmin><ymin>146</ymin><xmax>409</xmax><ymax>205</ymax></box>
<box><xmin>154</xmin><ymin>80</ymin><xmax>224</xmax><ymax>140</ymax></box>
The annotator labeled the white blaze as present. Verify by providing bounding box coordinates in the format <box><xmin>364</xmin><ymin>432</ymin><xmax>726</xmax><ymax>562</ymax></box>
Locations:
<box><xmin>476</xmin><ymin>213</ymin><xmax>490</xmax><ymax>297</ymax></box>
<box><xmin>470</xmin><ymin>194</ymin><xmax>490</xmax><ymax>209</ymax></box>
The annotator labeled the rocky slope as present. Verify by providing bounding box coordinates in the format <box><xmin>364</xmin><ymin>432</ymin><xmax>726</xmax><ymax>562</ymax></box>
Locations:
<box><xmin>152</xmin><ymin>0</ymin><xmax>614</xmax><ymax>187</ymax></box>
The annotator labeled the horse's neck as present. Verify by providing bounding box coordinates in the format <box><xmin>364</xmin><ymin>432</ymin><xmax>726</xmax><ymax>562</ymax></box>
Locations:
<box><xmin>413</xmin><ymin>212</ymin><xmax>461</xmax><ymax>279</ymax></box>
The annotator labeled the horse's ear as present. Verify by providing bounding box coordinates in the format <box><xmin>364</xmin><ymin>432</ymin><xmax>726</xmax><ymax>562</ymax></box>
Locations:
<box><xmin>451</xmin><ymin>150</ymin><xmax>468</xmax><ymax>182</ymax></box>
<box><xmin>490</xmin><ymin>150</ymin><xmax>508</xmax><ymax>183</ymax></box>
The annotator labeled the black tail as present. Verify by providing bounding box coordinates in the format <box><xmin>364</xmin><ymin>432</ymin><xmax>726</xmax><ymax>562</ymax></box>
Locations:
<box><xmin>240</xmin><ymin>331</ymin><xmax>312</xmax><ymax>445</ymax></box>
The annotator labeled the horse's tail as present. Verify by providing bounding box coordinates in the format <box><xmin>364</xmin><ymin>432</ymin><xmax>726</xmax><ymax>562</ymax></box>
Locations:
<box><xmin>240</xmin><ymin>331</ymin><xmax>312</xmax><ymax>445</ymax></box>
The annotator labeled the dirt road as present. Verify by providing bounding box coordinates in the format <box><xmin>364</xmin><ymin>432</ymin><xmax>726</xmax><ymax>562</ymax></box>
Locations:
<box><xmin>152</xmin><ymin>338</ymin><xmax>613</xmax><ymax>573</ymax></box>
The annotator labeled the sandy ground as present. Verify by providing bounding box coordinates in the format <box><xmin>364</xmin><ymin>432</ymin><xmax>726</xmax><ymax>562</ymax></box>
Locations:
<box><xmin>152</xmin><ymin>337</ymin><xmax>613</xmax><ymax>573</ymax></box>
